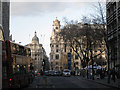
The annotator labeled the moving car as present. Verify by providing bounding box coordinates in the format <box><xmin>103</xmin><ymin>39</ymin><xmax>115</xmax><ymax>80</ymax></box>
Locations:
<box><xmin>63</xmin><ymin>69</ymin><xmax>71</xmax><ymax>77</ymax></box>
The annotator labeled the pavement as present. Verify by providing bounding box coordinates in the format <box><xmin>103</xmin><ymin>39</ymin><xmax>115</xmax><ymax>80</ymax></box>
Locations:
<box><xmin>76</xmin><ymin>76</ymin><xmax>120</xmax><ymax>88</ymax></box>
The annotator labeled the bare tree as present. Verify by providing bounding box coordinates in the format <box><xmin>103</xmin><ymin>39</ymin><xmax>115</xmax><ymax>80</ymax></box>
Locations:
<box><xmin>61</xmin><ymin>16</ymin><xmax>105</xmax><ymax>67</ymax></box>
<box><xmin>91</xmin><ymin>2</ymin><xmax>111</xmax><ymax>83</ymax></box>
<box><xmin>61</xmin><ymin>2</ymin><xmax>107</xmax><ymax>80</ymax></box>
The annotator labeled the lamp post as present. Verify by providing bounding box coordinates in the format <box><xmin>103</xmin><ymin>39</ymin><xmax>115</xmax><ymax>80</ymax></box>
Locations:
<box><xmin>86</xmin><ymin>57</ymin><xmax>89</xmax><ymax>79</ymax></box>
<box><xmin>90</xmin><ymin>42</ymin><xmax>94</xmax><ymax>80</ymax></box>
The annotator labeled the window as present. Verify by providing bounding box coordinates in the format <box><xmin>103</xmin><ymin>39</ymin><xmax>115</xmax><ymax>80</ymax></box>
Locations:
<box><xmin>51</xmin><ymin>55</ymin><xmax>53</xmax><ymax>60</ymax></box>
<box><xmin>76</xmin><ymin>62</ymin><xmax>79</xmax><ymax>65</ymax></box>
<box><xmin>56</xmin><ymin>54</ymin><xmax>59</xmax><ymax>59</ymax></box>
<box><xmin>64</xmin><ymin>44</ymin><xmax>66</xmax><ymax>52</ymax></box>
<box><xmin>113</xmin><ymin>2</ymin><xmax>116</xmax><ymax>11</ymax></box>
<box><xmin>75</xmin><ymin>55</ymin><xmax>78</xmax><ymax>60</ymax></box>
<box><xmin>70</xmin><ymin>49</ymin><xmax>72</xmax><ymax>52</ymax></box>
<box><xmin>56</xmin><ymin>62</ymin><xmax>58</xmax><ymax>65</ymax></box>
<box><xmin>118</xmin><ymin>17</ymin><xmax>120</xmax><ymax>26</ymax></box>
<box><xmin>51</xmin><ymin>45</ymin><xmax>54</xmax><ymax>47</ymax></box>
<box><xmin>56</xmin><ymin>49</ymin><xmax>59</xmax><ymax>52</ymax></box>
<box><xmin>107</xmin><ymin>8</ymin><xmax>110</xmax><ymax>17</ymax></box>
<box><xmin>34</xmin><ymin>44</ymin><xmax>36</xmax><ymax>48</ymax></box>
<box><xmin>2</xmin><ymin>62</ymin><xmax>8</xmax><ymax>79</ymax></box>
<box><xmin>56</xmin><ymin>45</ymin><xmax>58</xmax><ymax>47</ymax></box>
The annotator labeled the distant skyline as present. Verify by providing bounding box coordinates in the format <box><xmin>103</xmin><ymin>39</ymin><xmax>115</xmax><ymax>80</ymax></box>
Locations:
<box><xmin>10</xmin><ymin>1</ymin><xmax>105</xmax><ymax>57</ymax></box>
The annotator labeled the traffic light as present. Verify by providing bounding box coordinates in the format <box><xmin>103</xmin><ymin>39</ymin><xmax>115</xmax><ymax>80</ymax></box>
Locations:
<box><xmin>42</xmin><ymin>59</ymin><xmax>45</xmax><ymax>66</ymax></box>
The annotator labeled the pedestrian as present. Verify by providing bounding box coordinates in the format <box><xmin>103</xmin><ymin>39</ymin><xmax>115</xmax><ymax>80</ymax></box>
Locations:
<box><xmin>111</xmin><ymin>68</ymin><xmax>116</xmax><ymax>82</ymax></box>
<box><xmin>100</xmin><ymin>69</ymin><xmax>102</xmax><ymax>79</ymax></box>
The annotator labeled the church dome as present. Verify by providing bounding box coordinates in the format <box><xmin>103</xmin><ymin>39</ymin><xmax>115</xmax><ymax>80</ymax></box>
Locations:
<box><xmin>32</xmin><ymin>31</ymin><xmax>39</xmax><ymax>43</ymax></box>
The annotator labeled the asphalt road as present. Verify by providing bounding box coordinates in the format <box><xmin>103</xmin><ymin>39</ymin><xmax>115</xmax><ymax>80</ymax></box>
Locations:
<box><xmin>22</xmin><ymin>76</ymin><xmax>111</xmax><ymax>89</ymax></box>
<box><xmin>47</xmin><ymin>76</ymin><xmax>110</xmax><ymax>88</ymax></box>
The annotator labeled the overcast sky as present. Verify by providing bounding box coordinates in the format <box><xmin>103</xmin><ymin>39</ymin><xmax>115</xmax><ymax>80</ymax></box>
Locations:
<box><xmin>10</xmin><ymin>1</ymin><xmax>105</xmax><ymax>58</ymax></box>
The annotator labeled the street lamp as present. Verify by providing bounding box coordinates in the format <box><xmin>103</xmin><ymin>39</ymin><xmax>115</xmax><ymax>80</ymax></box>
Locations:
<box><xmin>86</xmin><ymin>57</ymin><xmax>89</xmax><ymax>79</ymax></box>
<box><xmin>90</xmin><ymin>43</ymin><xmax>94</xmax><ymax>80</ymax></box>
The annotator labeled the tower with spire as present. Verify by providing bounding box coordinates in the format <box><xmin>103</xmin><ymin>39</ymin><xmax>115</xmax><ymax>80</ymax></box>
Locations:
<box><xmin>51</xmin><ymin>17</ymin><xmax>61</xmax><ymax>38</ymax></box>
<box><xmin>50</xmin><ymin>18</ymin><xmax>65</xmax><ymax>71</ymax></box>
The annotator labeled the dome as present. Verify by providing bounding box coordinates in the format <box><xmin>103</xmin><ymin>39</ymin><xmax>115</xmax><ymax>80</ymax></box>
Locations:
<box><xmin>32</xmin><ymin>31</ymin><xmax>39</xmax><ymax>43</ymax></box>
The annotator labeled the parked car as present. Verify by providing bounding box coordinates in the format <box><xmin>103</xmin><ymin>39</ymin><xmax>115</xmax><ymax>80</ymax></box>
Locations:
<box><xmin>49</xmin><ymin>70</ymin><xmax>55</xmax><ymax>76</ymax></box>
<box><xmin>63</xmin><ymin>69</ymin><xmax>71</xmax><ymax>77</ymax></box>
<box><xmin>53</xmin><ymin>70</ymin><xmax>59</xmax><ymax>76</ymax></box>
<box><xmin>44</xmin><ymin>71</ymin><xmax>49</xmax><ymax>76</ymax></box>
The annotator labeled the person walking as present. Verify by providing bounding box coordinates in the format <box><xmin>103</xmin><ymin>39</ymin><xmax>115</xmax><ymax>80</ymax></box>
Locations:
<box><xmin>111</xmin><ymin>68</ymin><xmax>116</xmax><ymax>82</ymax></box>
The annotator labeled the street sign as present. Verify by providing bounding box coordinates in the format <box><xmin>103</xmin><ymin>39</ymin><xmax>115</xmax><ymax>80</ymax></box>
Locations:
<box><xmin>67</xmin><ymin>53</ymin><xmax>71</xmax><ymax>70</ymax></box>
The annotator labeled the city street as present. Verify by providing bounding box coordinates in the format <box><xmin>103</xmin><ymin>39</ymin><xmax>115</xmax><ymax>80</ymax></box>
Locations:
<box><xmin>22</xmin><ymin>76</ymin><xmax>111</xmax><ymax>89</ymax></box>
<box><xmin>0</xmin><ymin>1</ymin><xmax>120</xmax><ymax>90</ymax></box>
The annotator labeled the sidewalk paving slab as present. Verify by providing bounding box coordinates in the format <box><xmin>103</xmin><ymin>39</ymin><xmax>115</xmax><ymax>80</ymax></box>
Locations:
<box><xmin>76</xmin><ymin>76</ymin><xmax>120</xmax><ymax>88</ymax></box>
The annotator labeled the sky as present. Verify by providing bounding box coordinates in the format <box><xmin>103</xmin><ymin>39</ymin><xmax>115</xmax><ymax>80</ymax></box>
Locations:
<box><xmin>10</xmin><ymin>0</ymin><xmax>105</xmax><ymax>58</ymax></box>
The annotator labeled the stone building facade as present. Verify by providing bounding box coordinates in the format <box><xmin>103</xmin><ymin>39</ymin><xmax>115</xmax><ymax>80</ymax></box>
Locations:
<box><xmin>50</xmin><ymin>18</ymin><xmax>107</xmax><ymax>71</ymax></box>
<box><xmin>43</xmin><ymin>48</ymin><xmax>50</xmax><ymax>71</ymax></box>
<box><xmin>106</xmin><ymin>1</ymin><xmax>120</xmax><ymax>70</ymax></box>
<box><xmin>0</xmin><ymin>0</ymin><xmax>10</xmax><ymax>40</ymax></box>
<box><xmin>27</xmin><ymin>32</ymin><xmax>45</xmax><ymax>72</ymax></box>
<box><xmin>50</xmin><ymin>18</ymin><xmax>81</xmax><ymax>71</ymax></box>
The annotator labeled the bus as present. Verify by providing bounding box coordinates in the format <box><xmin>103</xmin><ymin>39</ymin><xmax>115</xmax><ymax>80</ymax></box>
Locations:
<box><xmin>2</xmin><ymin>40</ymin><xmax>34</xmax><ymax>89</ymax></box>
<box><xmin>0</xmin><ymin>25</ymin><xmax>4</xmax><ymax>90</ymax></box>
<box><xmin>0</xmin><ymin>40</ymin><xmax>2</xmax><ymax>90</ymax></box>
